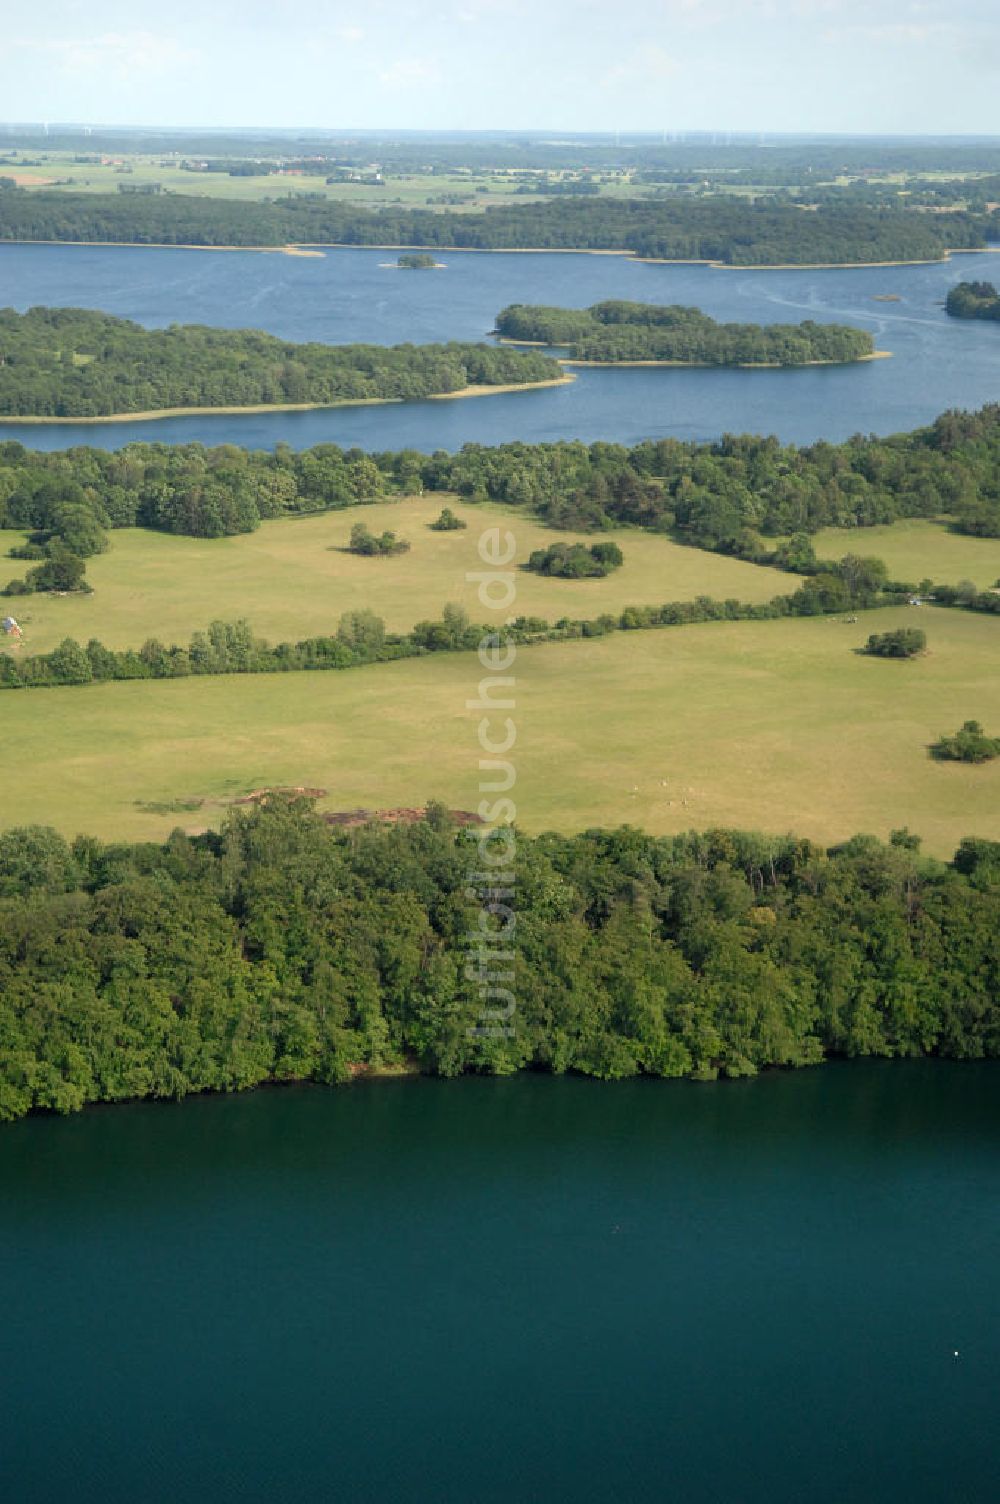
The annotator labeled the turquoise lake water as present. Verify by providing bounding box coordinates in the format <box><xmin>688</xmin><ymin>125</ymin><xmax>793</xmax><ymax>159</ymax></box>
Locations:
<box><xmin>1</xmin><ymin>1063</ymin><xmax>998</xmax><ymax>1502</ymax></box>
<box><xmin>0</xmin><ymin>242</ymin><xmax>997</xmax><ymax>450</ymax></box>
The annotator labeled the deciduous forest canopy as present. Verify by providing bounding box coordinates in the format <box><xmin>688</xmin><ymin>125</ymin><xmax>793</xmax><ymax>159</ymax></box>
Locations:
<box><xmin>0</xmin><ymin>187</ymin><xmax>990</xmax><ymax>265</ymax></box>
<box><xmin>1</xmin><ymin>800</ymin><xmax>998</xmax><ymax>1122</ymax></box>
<box><xmin>946</xmin><ymin>281</ymin><xmax>1000</xmax><ymax>321</ymax></box>
<box><xmin>1</xmin><ymin>403</ymin><xmax>998</xmax><ymax>549</ymax></box>
<box><xmin>496</xmin><ymin>301</ymin><xmax>876</xmax><ymax>365</ymax></box>
<box><xmin>0</xmin><ymin>307</ymin><xmax>560</xmax><ymax>417</ymax></box>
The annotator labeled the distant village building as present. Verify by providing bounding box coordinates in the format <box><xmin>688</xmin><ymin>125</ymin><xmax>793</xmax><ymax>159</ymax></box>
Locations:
<box><xmin>1</xmin><ymin>615</ymin><xmax>22</xmax><ymax>639</ymax></box>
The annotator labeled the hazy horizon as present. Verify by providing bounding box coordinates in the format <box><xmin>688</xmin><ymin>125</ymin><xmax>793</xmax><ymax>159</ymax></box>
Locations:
<box><xmin>4</xmin><ymin>125</ymin><xmax>1000</xmax><ymax>145</ymax></box>
<box><xmin>3</xmin><ymin>0</ymin><xmax>999</xmax><ymax>136</ymax></box>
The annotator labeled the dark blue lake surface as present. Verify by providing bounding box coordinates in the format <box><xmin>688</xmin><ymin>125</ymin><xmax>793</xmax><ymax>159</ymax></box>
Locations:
<box><xmin>0</xmin><ymin>242</ymin><xmax>998</xmax><ymax>450</ymax></box>
<box><xmin>1</xmin><ymin>1062</ymin><xmax>998</xmax><ymax>1503</ymax></box>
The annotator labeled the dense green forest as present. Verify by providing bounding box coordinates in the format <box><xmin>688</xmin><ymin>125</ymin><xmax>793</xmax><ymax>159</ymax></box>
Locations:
<box><xmin>0</xmin><ymin>798</ymin><xmax>998</xmax><ymax>1121</ymax></box>
<box><xmin>2</xmin><ymin>404</ymin><xmax>999</xmax><ymax>553</ymax></box>
<box><xmin>0</xmin><ymin>307</ymin><xmax>559</xmax><ymax>417</ymax></box>
<box><xmin>0</xmin><ymin>186</ymin><xmax>990</xmax><ymax>264</ymax></box>
<box><xmin>496</xmin><ymin>301</ymin><xmax>876</xmax><ymax>365</ymax></box>
<box><xmin>945</xmin><ymin>281</ymin><xmax>1000</xmax><ymax>320</ymax></box>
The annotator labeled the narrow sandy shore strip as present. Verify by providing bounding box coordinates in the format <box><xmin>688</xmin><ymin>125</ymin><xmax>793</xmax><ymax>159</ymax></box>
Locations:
<box><xmin>428</xmin><ymin>374</ymin><xmax>574</xmax><ymax>399</ymax></box>
<box><xmin>3</xmin><ymin>236</ymin><xmax>996</xmax><ymax>268</ymax></box>
<box><xmin>0</xmin><ymin>375</ymin><xmax>575</xmax><ymax>425</ymax></box>
<box><xmin>559</xmin><ymin>351</ymin><xmax>892</xmax><ymax>369</ymax></box>
<box><xmin>0</xmin><ymin>239</ymin><xmax>327</xmax><ymax>257</ymax></box>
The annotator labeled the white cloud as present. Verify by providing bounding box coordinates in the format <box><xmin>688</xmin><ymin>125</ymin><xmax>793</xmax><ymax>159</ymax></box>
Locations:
<box><xmin>11</xmin><ymin>31</ymin><xmax>201</xmax><ymax>80</ymax></box>
<box><xmin>822</xmin><ymin>20</ymin><xmax>949</xmax><ymax>42</ymax></box>
<box><xmin>602</xmin><ymin>44</ymin><xmax>680</xmax><ymax>88</ymax></box>
<box><xmin>452</xmin><ymin>0</ymin><xmax>528</xmax><ymax>21</ymax></box>
<box><xmin>338</xmin><ymin>25</ymin><xmax>366</xmax><ymax>43</ymax></box>
<box><xmin>377</xmin><ymin>56</ymin><xmax>442</xmax><ymax>87</ymax></box>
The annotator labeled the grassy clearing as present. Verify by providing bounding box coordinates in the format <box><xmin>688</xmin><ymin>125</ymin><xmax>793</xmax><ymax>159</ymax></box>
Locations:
<box><xmin>0</xmin><ymin>499</ymin><xmax>794</xmax><ymax>655</ymax></box>
<box><xmin>2</xmin><ymin>605</ymin><xmax>998</xmax><ymax>855</ymax></box>
<box><xmin>812</xmin><ymin>520</ymin><xmax>1000</xmax><ymax>591</ymax></box>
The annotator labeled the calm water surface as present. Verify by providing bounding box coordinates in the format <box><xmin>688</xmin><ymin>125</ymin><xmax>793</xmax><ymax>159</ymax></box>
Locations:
<box><xmin>1</xmin><ymin>1062</ymin><xmax>997</xmax><ymax>1502</ymax></box>
<box><xmin>0</xmin><ymin>242</ymin><xmax>998</xmax><ymax>450</ymax></box>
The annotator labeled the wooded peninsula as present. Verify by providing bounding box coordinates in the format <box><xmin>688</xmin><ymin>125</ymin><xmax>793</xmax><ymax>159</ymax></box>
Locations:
<box><xmin>0</xmin><ymin>307</ymin><xmax>561</xmax><ymax>417</ymax></box>
<box><xmin>0</xmin><ymin>186</ymin><xmax>990</xmax><ymax>265</ymax></box>
<box><xmin>496</xmin><ymin>300</ymin><xmax>877</xmax><ymax>365</ymax></box>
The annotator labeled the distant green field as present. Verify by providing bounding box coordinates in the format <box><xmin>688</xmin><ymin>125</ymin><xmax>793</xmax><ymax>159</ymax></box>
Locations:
<box><xmin>0</xmin><ymin>499</ymin><xmax>796</xmax><ymax>656</ymax></box>
<box><xmin>0</xmin><ymin>153</ymin><xmax>636</xmax><ymax>211</ymax></box>
<box><xmin>2</xmin><ymin>605</ymin><xmax>997</xmax><ymax>855</ymax></box>
<box><xmin>812</xmin><ymin>520</ymin><xmax>1000</xmax><ymax>591</ymax></box>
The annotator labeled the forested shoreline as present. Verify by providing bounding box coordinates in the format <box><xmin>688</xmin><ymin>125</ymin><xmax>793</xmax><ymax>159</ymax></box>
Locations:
<box><xmin>496</xmin><ymin>300</ymin><xmax>876</xmax><ymax>365</ymax></box>
<box><xmin>1</xmin><ymin>404</ymin><xmax>999</xmax><ymax>553</ymax></box>
<box><xmin>1</xmin><ymin>799</ymin><xmax>997</xmax><ymax>1122</ymax></box>
<box><xmin>0</xmin><ymin>308</ymin><xmax>560</xmax><ymax>417</ymax></box>
<box><xmin>0</xmin><ymin>187</ymin><xmax>990</xmax><ymax>265</ymax></box>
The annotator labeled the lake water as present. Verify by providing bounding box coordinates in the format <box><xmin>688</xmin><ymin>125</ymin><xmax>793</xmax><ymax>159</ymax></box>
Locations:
<box><xmin>1</xmin><ymin>1062</ymin><xmax>997</xmax><ymax>1503</ymax></box>
<box><xmin>0</xmin><ymin>242</ymin><xmax>998</xmax><ymax>450</ymax></box>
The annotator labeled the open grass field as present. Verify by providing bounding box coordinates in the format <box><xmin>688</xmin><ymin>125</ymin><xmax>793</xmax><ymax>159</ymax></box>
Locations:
<box><xmin>0</xmin><ymin>499</ymin><xmax>796</xmax><ymax>655</ymax></box>
<box><xmin>813</xmin><ymin>520</ymin><xmax>1000</xmax><ymax>591</ymax></box>
<box><xmin>2</xmin><ymin>605</ymin><xmax>998</xmax><ymax>855</ymax></box>
<box><xmin>1</xmin><ymin>152</ymin><xmax>640</xmax><ymax>211</ymax></box>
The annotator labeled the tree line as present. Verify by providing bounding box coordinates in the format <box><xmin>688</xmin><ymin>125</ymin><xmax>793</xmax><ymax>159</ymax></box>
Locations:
<box><xmin>0</xmin><ymin>556</ymin><xmax>966</xmax><ymax>692</ymax></box>
<box><xmin>2</xmin><ymin>405</ymin><xmax>1000</xmax><ymax>563</ymax></box>
<box><xmin>496</xmin><ymin>301</ymin><xmax>876</xmax><ymax>365</ymax></box>
<box><xmin>0</xmin><ymin>797</ymin><xmax>998</xmax><ymax>1121</ymax></box>
<box><xmin>6</xmin><ymin>128</ymin><xmax>1000</xmax><ymax>176</ymax></box>
<box><xmin>0</xmin><ymin>186</ymin><xmax>991</xmax><ymax>265</ymax></box>
<box><xmin>0</xmin><ymin>307</ymin><xmax>559</xmax><ymax>418</ymax></box>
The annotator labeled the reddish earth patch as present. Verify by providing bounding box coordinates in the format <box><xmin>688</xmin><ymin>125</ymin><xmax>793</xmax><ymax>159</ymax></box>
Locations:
<box><xmin>324</xmin><ymin>806</ymin><xmax>483</xmax><ymax>828</ymax></box>
<box><xmin>234</xmin><ymin>785</ymin><xmax>328</xmax><ymax>805</ymax></box>
<box><xmin>229</xmin><ymin>790</ymin><xmax>481</xmax><ymax>828</ymax></box>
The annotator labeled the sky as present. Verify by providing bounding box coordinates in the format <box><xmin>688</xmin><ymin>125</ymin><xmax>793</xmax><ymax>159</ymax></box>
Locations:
<box><xmin>1</xmin><ymin>0</ymin><xmax>998</xmax><ymax>136</ymax></box>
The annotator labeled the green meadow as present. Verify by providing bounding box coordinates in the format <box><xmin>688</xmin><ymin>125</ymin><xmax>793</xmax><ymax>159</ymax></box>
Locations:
<box><xmin>812</xmin><ymin>519</ymin><xmax>1000</xmax><ymax>591</ymax></box>
<box><xmin>1</xmin><ymin>499</ymin><xmax>795</xmax><ymax>656</ymax></box>
<box><xmin>2</xmin><ymin>605</ymin><xmax>998</xmax><ymax>856</ymax></box>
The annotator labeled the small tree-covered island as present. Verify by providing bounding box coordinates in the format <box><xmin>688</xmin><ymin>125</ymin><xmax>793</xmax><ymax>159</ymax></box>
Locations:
<box><xmin>0</xmin><ymin>306</ymin><xmax>563</xmax><ymax>417</ymax></box>
<box><xmin>495</xmin><ymin>301</ymin><xmax>880</xmax><ymax>366</ymax></box>
<box><xmin>945</xmin><ymin>280</ymin><xmax>1000</xmax><ymax>321</ymax></box>
<box><xmin>397</xmin><ymin>252</ymin><xmax>441</xmax><ymax>269</ymax></box>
